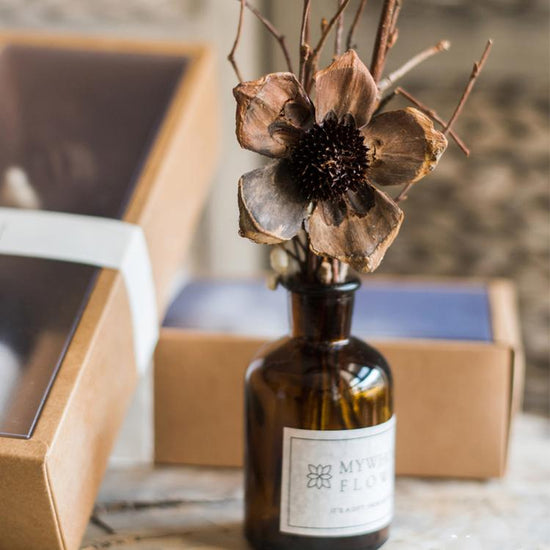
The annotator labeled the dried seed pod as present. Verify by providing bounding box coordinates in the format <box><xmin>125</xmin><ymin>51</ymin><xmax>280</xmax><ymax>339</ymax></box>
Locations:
<box><xmin>270</xmin><ymin>246</ymin><xmax>290</xmax><ymax>275</ymax></box>
<box><xmin>339</xmin><ymin>262</ymin><xmax>349</xmax><ymax>281</ymax></box>
<box><xmin>266</xmin><ymin>272</ymin><xmax>281</xmax><ymax>290</ymax></box>
<box><xmin>318</xmin><ymin>259</ymin><xmax>332</xmax><ymax>285</ymax></box>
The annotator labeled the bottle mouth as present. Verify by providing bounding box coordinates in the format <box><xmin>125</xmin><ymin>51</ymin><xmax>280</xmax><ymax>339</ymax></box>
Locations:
<box><xmin>282</xmin><ymin>277</ymin><xmax>361</xmax><ymax>295</ymax></box>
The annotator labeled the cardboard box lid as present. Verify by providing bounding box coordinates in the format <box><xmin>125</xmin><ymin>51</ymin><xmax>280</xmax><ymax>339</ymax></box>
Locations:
<box><xmin>155</xmin><ymin>277</ymin><xmax>522</xmax><ymax>478</ymax></box>
<box><xmin>0</xmin><ymin>38</ymin><xmax>190</xmax><ymax>440</ymax></box>
<box><xmin>162</xmin><ymin>277</ymin><xmax>523</xmax><ymax>415</ymax></box>
<box><xmin>0</xmin><ymin>33</ymin><xmax>219</xmax><ymax>550</ymax></box>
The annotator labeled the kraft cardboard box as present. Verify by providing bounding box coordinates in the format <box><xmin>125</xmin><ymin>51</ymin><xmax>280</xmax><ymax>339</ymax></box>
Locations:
<box><xmin>154</xmin><ymin>277</ymin><xmax>523</xmax><ymax>479</ymax></box>
<box><xmin>0</xmin><ymin>33</ymin><xmax>218</xmax><ymax>550</ymax></box>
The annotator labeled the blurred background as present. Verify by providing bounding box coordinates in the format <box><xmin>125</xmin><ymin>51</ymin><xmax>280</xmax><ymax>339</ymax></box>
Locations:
<box><xmin>0</xmin><ymin>0</ymin><xmax>547</xmax><ymax>414</ymax></box>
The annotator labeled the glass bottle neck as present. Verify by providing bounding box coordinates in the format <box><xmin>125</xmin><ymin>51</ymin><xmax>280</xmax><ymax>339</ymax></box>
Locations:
<box><xmin>289</xmin><ymin>287</ymin><xmax>356</xmax><ymax>342</ymax></box>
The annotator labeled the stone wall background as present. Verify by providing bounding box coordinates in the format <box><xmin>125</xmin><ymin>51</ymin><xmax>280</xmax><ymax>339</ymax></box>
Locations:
<box><xmin>0</xmin><ymin>0</ymin><xmax>548</xmax><ymax>413</ymax></box>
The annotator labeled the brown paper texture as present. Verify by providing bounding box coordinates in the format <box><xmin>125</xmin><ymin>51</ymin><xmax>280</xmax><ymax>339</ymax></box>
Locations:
<box><xmin>154</xmin><ymin>279</ymin><xmax>519</xmax><ymax>480</ymax></box>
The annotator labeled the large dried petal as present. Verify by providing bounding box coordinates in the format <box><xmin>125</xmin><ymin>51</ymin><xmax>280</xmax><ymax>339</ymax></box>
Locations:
<box><xmin>363</xmin><ymin>107</ymin><xmax>448</xmax><ymax>186</ymax></box>
<box><xmin>238</xmin><ymin>161</ymin><xmax>308</xmax><ymax>245</ymax></box>
<box><xmin>314</xmin><ymin>50</ymin><xmax>378</xmax><ymax>128</ymax></box>
<box><xmin>317</xmin><ymin>198</ymin><xmax>347</xmax><ymax>227</ymax></box>
<box><xmin>309</xmin><ymin>185</ymin><xmax>404</xmax><ymax>272</ymax></box>
<box><xmin>234</xmin><ymin>73</ymin><xmax>314</xmax><ymax>158</ymax></box>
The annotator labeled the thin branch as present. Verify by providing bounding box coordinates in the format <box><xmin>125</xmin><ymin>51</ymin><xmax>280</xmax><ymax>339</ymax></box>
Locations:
<box><xmin>370</xmin><ymin>0</ymin><xmax>398</xmax><ymax>83</ymax></box>
<box><xmin>313</xmin><ymin>0</ymin><xmax>351</xmax><ymax>57</ymax></box>
<box><xmin>284</xmin><ymin>247</ymin><xmax>302</xmax><ymax>264</ymax></box>
<box><xmin>334</xmin><ymin>0</ymin><xmax>345</xmax><ymax>57</ymax></box>
<box><xmin>240</xmin><ymin>0</ymin><xmax>294</xmax><ymax>74</ymax></box>
<box><xmin>444</xmin><ymin>40</ymin><xmax>493</xmax><ymax>135</ymax></box>
<box><xmin>385</xmin><ymin>0</ymin><xmax>401</xmax><ymax>52</ymax></box>
<box><xmin>374</xmin><ymin>88</ymin><xmax>398</xmax><ymax>114</ymax></box>
<box><xmin>304</xmin><ymin>2</ymin><xmax>311</xmax><ymax>44</ymax></box>
<box><xmin>378</xmin><ymin>40</ymin><xmax>451</xmax><ymax>92</ymax></box>
<box><xmin>346</xmin><ymin>0</ymin><xmax>367</xmax><ymax>50</ymax></box>
<box><xmin>227</xmin><ymin>0</ymin><xmax>246</xmax><ymax>82</ymax></box>
<box><xmin>299</xmin><ymin>0</ymin><xmax>312</xmax><ymax>85</ymax></box>
<box><xmin>90</xmin><ymin>514</ymin><xmax>115</xmax><ymax>535</ymax></box>
<box><xmin>292</xmin><ymin>237</ymin><xmax>302</xmax><ymax>263</ymax></box>
<box><xmin>294</xmin><ymin>233</ymin><xmax>308</xmax><ymax>254</ymax></box>
<box><xmin>395</xmin><ymin>86</ymin><xmax>470</xmax><ymax>156</ymax></box>
<box><xmin>394</xmin><ymin>181</ymin><xmax>414</xmax><ymax>203</ymax></box>
<box><xmin>304</xmin><ymin>0</ymin><xmax>352</xmax><ymax>93</ymax></box>
<box><xmin>304</xmin><ymin>227</ymin><xmax>321</xmax><ymax>283</ymax></box>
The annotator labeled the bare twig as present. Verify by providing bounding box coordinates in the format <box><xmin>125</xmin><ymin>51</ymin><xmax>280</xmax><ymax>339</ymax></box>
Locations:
<box><xmin>299</xmin><ymin>0</ymin><xmax>312</xmax><ymax>85</ymax></box>
<box><xmin>374</xmin><ymin>88</ymin><xmax>398</xmax><ymax>113</ymax></box>
<box><xmin>370</xmin><ymin>0</ymin><xmax>399</xmax><ymax>82</ymax></box>
<box><xmin>90</xmin><ymin>515</ymin><xmax>115</xmax><ymax>535</ymax></box>
<box><xmin>292</xmin><ymin>237</ymin><xmax>302</xmax><ymax>263</ymax></box>
<box><xmin>394</xmin><ymin>181</ymin><xmax>415</xmax><ymax>203</ymax></box>
<box><xmin>395</xmin><ymin>86</ymin><xmax>470</xmax><ymax>156</ymax></box>
<box><xmin>388</xmin><ymin>2</ymin><xmax>401</xmax><ymax>45</ymax></box>
<box><xmin>238</xmin><ymin>0</ymin><xmax>294</xmax><ymax>74</ymax></box>
<box><xmin>303</xmin><ymin>225</ymin><xmax>323</xmax><ymax>283</ymax></box>
<box><xmin>313</xmin><ymin>0</ymin><xmax>351</xmax><ymax>57</ymax></box>
<box><xmin>334</xmin><ymin>0</ymin><xmax>345</xmax><ymax>57</ymax></box>
<box><xmin>386</xmin><ymin>0</ymin><xmax>401</xmax><ymax>52</ymax></box>
<box><xmin>294</xmin><ymin>233</ymin><xmax>308</xmax><ymax>254</ymax></box>
<box><xmin>284</xmin><ymin>246</ymin><xmax>302</xmax><ymax>264</ymax></box>
<box><xmin>378</xmin><ymin>40</ymin><xmax>451</xmax><ymax>92</ymax></box>
<box><xmin>444</xmin><ymin>40</ymin><xmax>493</xmax><ymax>135</ymax></box>
<box><xmin>303</xmin><ymin>2</ymin><xmax>311</xmax><ymax>44</ymax></box>
<box><xmin>346</xmin><ymin>0</ymin><xmax>367</xmax><ymax>50</ymax></box>
<box><xmin>304</xmin><ymin>0</ymin><xmax>351</xmax><ymax>92</ymax></box>
<box><xmin>306</xmin><ymin>234</ymin><xmax>315</xmax><ymax>281</ymax></box>
<box><xmin>227</xmin><ymin>0</ymin><xmax>246</xmax><ymax>82</ymax></box>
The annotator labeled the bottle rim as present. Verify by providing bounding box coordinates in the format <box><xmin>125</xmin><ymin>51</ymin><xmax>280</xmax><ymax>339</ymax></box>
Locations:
<box><xmin>281</xmin><ymin>277</ymin><xmax>361</xmax><ymax>295</ymax></box>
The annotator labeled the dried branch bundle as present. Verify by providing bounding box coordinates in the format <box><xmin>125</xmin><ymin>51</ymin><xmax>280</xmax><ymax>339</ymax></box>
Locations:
<box><xmin>228</xmin><ymin>0</ymin><xmax>492</xmax><ymax>285</ymax></box>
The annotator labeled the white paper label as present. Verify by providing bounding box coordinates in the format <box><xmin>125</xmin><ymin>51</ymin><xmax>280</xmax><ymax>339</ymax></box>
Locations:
<box><xmin>280</xmin><ymin>416</ymin><xmax>395</xmax><ymax>538</ymax></box>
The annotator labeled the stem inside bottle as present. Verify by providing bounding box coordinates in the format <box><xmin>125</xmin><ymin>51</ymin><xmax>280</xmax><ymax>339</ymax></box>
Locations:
<box><xmin>289</xmin><ymin>279</ymin><xmax>360</xmax><ymax>342</ymax></box>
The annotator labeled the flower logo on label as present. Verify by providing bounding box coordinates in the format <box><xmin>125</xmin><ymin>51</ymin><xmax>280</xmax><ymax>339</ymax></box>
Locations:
<box><xmin>306</xmin><ymin>464</ymin><xmax>332</xmax><ymax>489</ymax></box>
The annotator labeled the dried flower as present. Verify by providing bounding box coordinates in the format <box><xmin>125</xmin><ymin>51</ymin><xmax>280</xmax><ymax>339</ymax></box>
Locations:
<box><xmin>234</xmin><ymin>50</ymin><xmax>447</xmax><ymax>273</ymax></box>
<box><xmin>229</xmin><ymin>1</ymin><xmax>490</xmax><ymax>281</ymax></box>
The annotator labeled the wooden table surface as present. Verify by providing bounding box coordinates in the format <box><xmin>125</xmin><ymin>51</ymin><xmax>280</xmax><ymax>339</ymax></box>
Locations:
<box><xmin>82</xmin><ymin>413</ymin><xmax>550</xmax><ymax>550</ymax></box>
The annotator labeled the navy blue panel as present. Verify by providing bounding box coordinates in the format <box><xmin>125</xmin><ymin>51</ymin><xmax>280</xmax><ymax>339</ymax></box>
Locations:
<box><xmin>164</xmin><ymin>279</ymin><xmax>493</xmax><ymax>342</ymax></box>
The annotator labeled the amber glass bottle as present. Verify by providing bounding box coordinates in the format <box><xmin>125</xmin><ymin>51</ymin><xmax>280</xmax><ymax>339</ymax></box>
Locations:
<box><xmin>244</xmin><ymin>279</ymin><xmax>394</xmax><ymax>550</ymax></box>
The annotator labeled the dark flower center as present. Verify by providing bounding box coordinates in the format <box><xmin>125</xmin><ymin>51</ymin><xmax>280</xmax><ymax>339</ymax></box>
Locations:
<box><xmin>288</xmin><ymin>114</ymin><xmax>369</xmax><ymax>202</ymax></box>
